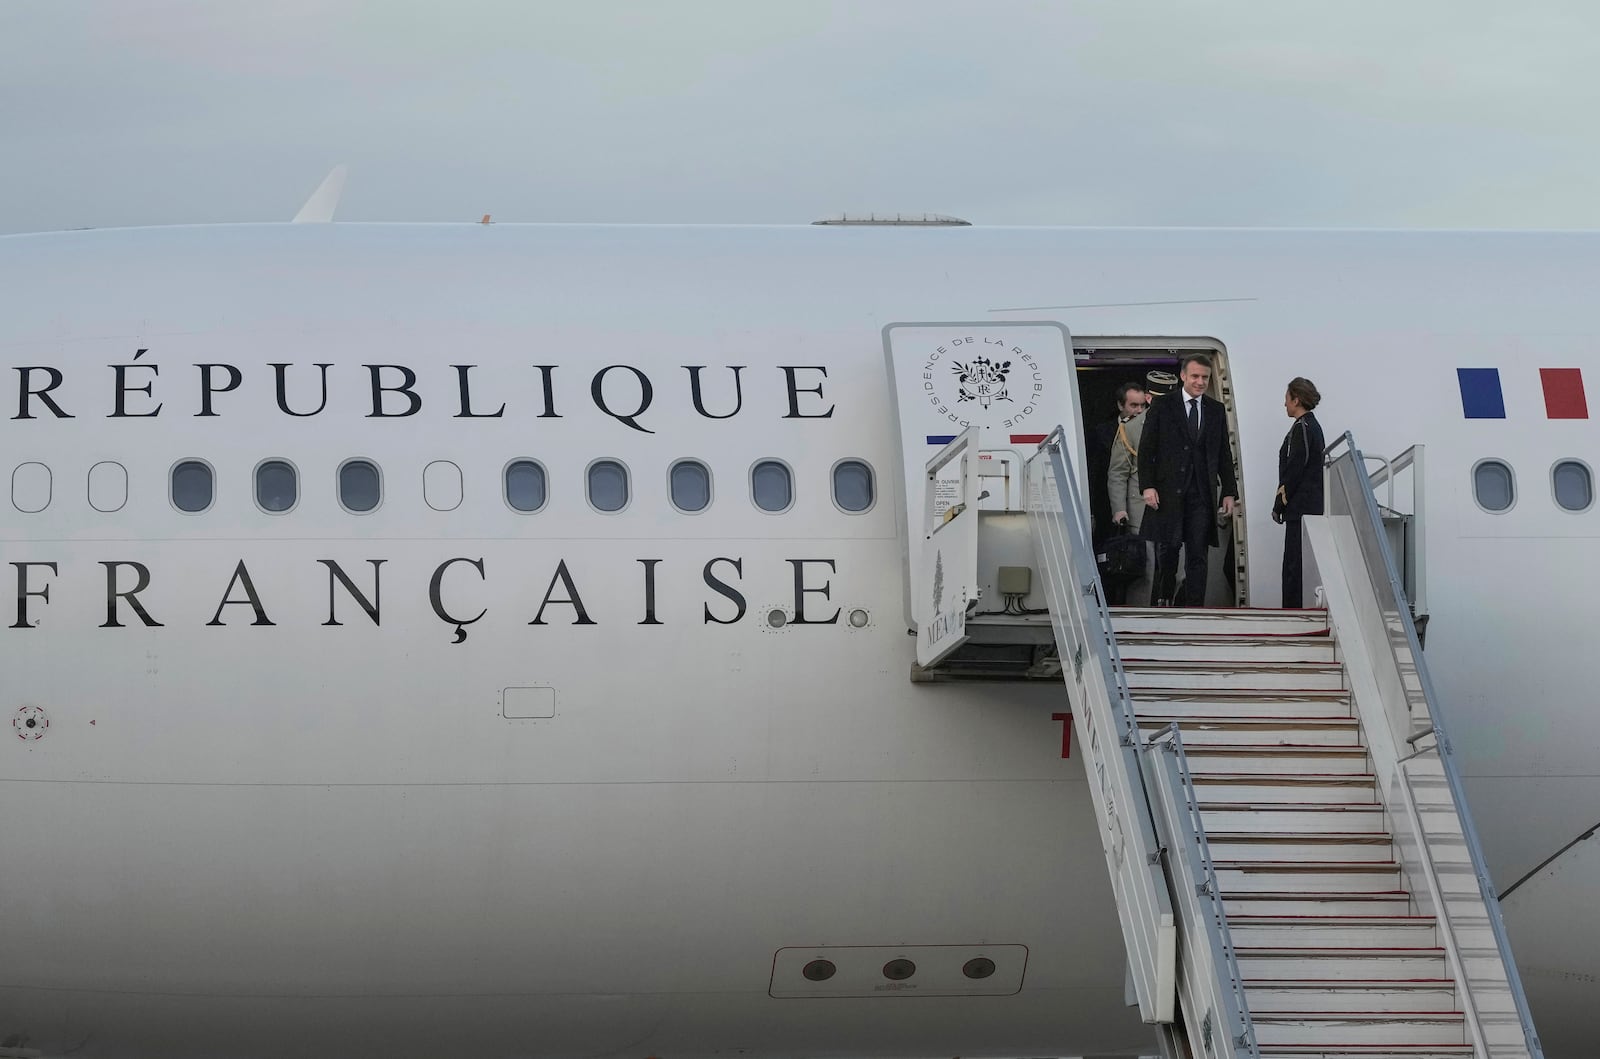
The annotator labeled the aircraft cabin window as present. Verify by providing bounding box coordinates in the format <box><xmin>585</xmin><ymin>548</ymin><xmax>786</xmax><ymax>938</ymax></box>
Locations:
<box><xmin>423</xmin><ymin>460</ymin><xmax>463</xmax><ymax>512</ymax></box>
<box><xmin>587</xmin><ymin>459</ymin><xmax>630</xmax><ymax>513</ymax></box>
<box><xmin>171</xmin><ymin>460</ymin><xmax>214</xmax><ymax>513</ymax></box>
<box><xmin>1552</xmin><ymin>459</ymin><xmax>1593</xmax><ymax>512</ymax></box>
<box><xmin>832</xmin><ymin>459</ymin><xmax>875</xmax><ymax>513</ymax></box>
<box><xmin>669</xmin><ymin>459</ymin><xmax>712</xmax><ymax>513</ymax></box>
<box><xmin>339</xmin><ymin>459</ymin><xmax>382</xmax><ymax>513</ymax></box>
<box><xmin>255</xmin><ymin>460</ymin><xmax>298</xmax><ymax>514</ymax></box>
<box><xmin>11</xmin><ymin>462</ymin><xmax>51</xmax><ymax>513</ymax></box>
<box><xmin>504</xmin><ymin>459</ymin><xmax>547</xmax><ymax>513</ymax></box>
<box><xmin>751</xmin><ymin>460</ymin><xmax>794</xmax><ymax>513</ymax></box>
<box><xmin>88</xmin><ymin>461</ymin><xmax>129</xmax><ymax>513</ymax></box>
<box><xmin>1472</xmin><ymin>459</ymin><xmax>1515</xmax><ymax>513</ymax></box>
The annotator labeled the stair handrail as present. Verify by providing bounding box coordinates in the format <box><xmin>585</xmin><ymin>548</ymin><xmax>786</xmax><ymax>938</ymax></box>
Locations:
<box><xmin>1024</xmin><ymin>426</ymin><xmax>1173</xmax><ymax>1023</ymax></box>
<box><xmin>1322</xmin><ymin>432</ymin><xmax>1544</xmax><ymax>1058</ymax></box>
<box><xmin>1340</xmin><ymin>438</ymin><xmax>1430</xmax><ymax>620</ymax></box>
<box><xmin>1030</xmin><ymin>426</ymin><xmax>1145</xmax><ymax>750</ymax></box>
<box><xmin>1147</xmin><ymin>723</ymin><xmax>1259</xmax><ymax>1058</ymax></box>
<box><xmin>1026</xmin><ymin>426</ymin><xmax>1257</xmax><ymax>1052</ymax></box>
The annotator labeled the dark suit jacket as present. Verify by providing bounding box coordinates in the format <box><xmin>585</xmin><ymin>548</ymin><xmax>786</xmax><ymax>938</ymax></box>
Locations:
<box><xmin>1275</xmin><ymin>410</ymin><xmax>1325</xmax><ymax>519</ymax></box>
<box><xmin>1086</xmin><ymin>417</ymin><xmax>1117</xmax><ymax>542</ymax></box>
<box><xmin>1136</xmin><ymin>390</ymin><xmax>1238</xmax><ymax>547</ymax></box>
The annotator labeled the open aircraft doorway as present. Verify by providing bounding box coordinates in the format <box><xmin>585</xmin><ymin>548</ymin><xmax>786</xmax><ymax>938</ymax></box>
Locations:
<box><xmin>1073</xmin><ymin>338</ymin><xmax>1247</xmax><ymax>608</ymax></box>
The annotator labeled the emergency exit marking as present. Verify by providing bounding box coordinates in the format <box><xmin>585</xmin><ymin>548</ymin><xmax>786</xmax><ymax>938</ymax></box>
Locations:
<box><xmin>1051</xmin><ymin>712</ymin><xmax>1072</xmax><ymax>758</ymax></box>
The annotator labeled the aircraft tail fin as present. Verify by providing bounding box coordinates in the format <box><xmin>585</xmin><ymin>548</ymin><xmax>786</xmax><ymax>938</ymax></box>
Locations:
<box><xmin>291</xmin><ymin>165</ymin><xmax>348</xmax><ymax>224</ymax></box>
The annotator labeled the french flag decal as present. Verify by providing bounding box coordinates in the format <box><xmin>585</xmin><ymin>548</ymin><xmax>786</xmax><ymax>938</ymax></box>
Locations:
<box><xmin>1457</xmin><ymin>368</ymin><xmax>1505</xmax><ymax>419</ymax></box>
<box><xmin>926</xmin><ymin>434</ymin><xmax>1048</xmax><ymax>445</ymax></box>
<box><xmin>1540</xmin><ymin>368</ymin><xmax>1589</xmax><ymax>419</ymax></box>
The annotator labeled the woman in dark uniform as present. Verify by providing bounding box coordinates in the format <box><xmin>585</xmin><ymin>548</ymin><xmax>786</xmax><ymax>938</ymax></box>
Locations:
<box><xmin>1273</xmin><ymin>377</ymin><xmax>1325</xmax><ymax>608</ymax></box>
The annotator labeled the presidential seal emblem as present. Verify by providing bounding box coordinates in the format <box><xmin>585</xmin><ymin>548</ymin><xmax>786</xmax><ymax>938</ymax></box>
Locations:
<box><xmin>914</xmin><ymin>333</ymin><xmax>1049</xmax><ymax>431</ymax></box>
<box><xmin>951</xmin><ymin>356</ymin><xmax>1012</xmax><ymax>409</ymax></box>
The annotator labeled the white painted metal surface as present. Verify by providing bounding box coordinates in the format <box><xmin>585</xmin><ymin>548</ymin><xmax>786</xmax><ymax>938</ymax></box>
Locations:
<box><xmin>915</xmin><ymin>428</ymin><xmax>980</xmax><ymax>666</ymax></box>
<box><xmin>1307</xmin><ymin>445</ymin><xmax>1542</xmax><ymax>1059</ymax></box>
<box><xmin>1025</xmin><ymin>430</ymin><xmax>1179</xmax><ymax>1028</ymax></box>
<box><xmin>0</xmin><ymin>220</ymin><xmax>1591</xmax><ymax>1057</ymax></box>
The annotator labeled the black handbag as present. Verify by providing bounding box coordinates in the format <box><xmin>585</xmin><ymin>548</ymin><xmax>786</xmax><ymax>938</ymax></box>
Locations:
<box><xmin>1103</xmin><ymin>523</ymin><xmax>1147</xmax><ymax>581</ymax></box>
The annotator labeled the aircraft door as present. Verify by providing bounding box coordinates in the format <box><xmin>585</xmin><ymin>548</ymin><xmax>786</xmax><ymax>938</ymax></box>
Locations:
<box><xmin>884</xmin><ymin>322</ymin><xmax>1088</xmax><ymax>632</ymax></box>
<box><xmin>916</xmin><ymin>429</ymin><xmax>982</xmax><ymax>667</ymax></box>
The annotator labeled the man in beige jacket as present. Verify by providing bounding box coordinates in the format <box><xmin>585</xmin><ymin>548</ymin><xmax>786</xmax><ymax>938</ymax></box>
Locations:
<box><xmin>1107</xmin><ymin>380</ymin><xmax>1151</xmax><ymax>605</ymax></box>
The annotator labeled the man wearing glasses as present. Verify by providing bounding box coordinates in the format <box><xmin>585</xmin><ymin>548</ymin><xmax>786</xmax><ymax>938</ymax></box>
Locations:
<box><xmin>1105</xmin><ymin>380</ymin><xmax>1151</xmax><ymax>605</ymax></box>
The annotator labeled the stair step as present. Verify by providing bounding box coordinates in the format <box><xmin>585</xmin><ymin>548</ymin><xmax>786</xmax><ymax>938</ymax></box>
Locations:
<box><xmin>1252</xmin><ymin>1010</ymin><xmax>1466</xmax><ymax>1047</ymax></box>
<box><xmin>1223</xmin><ymin>892</ymin><xmax>1415</xmax><ymax>917</ymax></box>
<box><xmin>1215</xmin><ymin>860</ymin><xmax>1402</xmax><ymax>892</ymax></box>
<box><xmin>1201</xmin><ymin>804</ymin><xmax>1388</xmax><ymax>833</ymax></box>
<box><xmin>1124</xmin><ymin>660</ymin><xmax>1346</xmax><ymax>690</ymax></box>
<box><xmin>1182</xmin><ymin>745</ymin><xmax>1371</xmax><ymax>775</ymax></box>
<box><xmin>1117</xmin><ymin>634</ymin><xmax>1339</xmax><ymax>663</ymax></box>
<box><xmin>1235</xmin><ymin>947</ymin><xmax>1447</xmax><ymax>981</ymax></box>
<box><xmin>1246</xmin><ymin>980</ymin><xmax>1458</xmax><ymax>1014</ymax></box>
<box><xmin>1228</xmin><ymin>915</ymin><xmax>1437</xmax><ymax>948</ymax></box>
<box><xmin>1110</xmin><ymin>606</ymin><xmax>1329</xmax><ymax>637</ymax></box>
<box><xmin>1138</xmin><ymin>715</ymin><xmax>1363</xmax><ymax>746</ymax></box>
<box><xmin>1130</xmin><ymin>688</ymin><xmax>1352</xmax><ymax>718</ymax></box>
<box><xmin>1206</xmin><ymin>834</ymin><xmax>1396</xmax><ymax>862</ymax></box>
<box><xmin>1258</xmin><ymin>1050</ymin><xmax>1472</xmax><ymax>1058</ymax></box>
<box><xmin>1190</xmin><ymin>774</ymin><xmax>1378</xmax><ymax>804</ymax></box>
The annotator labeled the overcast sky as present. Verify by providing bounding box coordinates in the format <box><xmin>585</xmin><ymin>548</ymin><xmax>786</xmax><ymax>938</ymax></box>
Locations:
<box><xmin>3</xmin><ymin>1</ymin><xmax>1598</xmax><ymax>234</ymax></box>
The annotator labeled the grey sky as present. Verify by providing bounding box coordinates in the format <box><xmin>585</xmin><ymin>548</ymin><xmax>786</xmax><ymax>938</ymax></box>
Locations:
<box><xmin>3</xmin><ymin>1</ymin><xmax>1598</xmax><ymax>233</ymax></box>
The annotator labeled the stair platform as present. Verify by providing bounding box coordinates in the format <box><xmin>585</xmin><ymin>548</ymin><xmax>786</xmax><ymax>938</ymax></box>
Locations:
<box><xmin>1229</xmin><ymin>915</ymin><xmax>1437</xmax><ymax>947</ymax></box>
<box><xmin>1200</xmin><ymin>803</ymin><xmax>1388</xmax><ymax>833</ymax></box>
<box><xmin>1118</xmin><ymin>634</ymin><xmax>1339</xmax><ymax>663</ymax></box>
<box><xmin>1188</xmin><ymin>773</ymin><xmax>1379</xmax><ymax>804</ymax></box>
<box><xmin>1246</xmin><ymin>980</ymin><xmax>1458</xmax><ymax>1014</ymax></box>
<box><xmin>1235</xmin><ymin>946</ymin><xmax>1448</xmax><ymax>980</ymax></box>
<box><xmin>1222</xmin><ymin>892</ymin><xmax>1415</xmax><ymax>917</ymax></box>
<box><xmin>1181</xmin><ymin>744</ymin><xmax>1371</xmax><ymax>775</ymax></box>
<box><xmin>1216</xmin><ymin>860</ymin><xmax>1403</xmax><ymax>893</ymax></box>
<box><xmin>1140</xmin><ymin>715</ymin><xmax>1363</xmax><ymax>745</ymax></box>
<box><xmin>1131</xmin><ymin>688</ymin><xmax>1353</xmax><ymax>717</ymax></box>
<box><xmin>1207</xmin><ymin>834</ymin><xmax>1398</xmax><ymax>862</ymax></box>
<box><xmin>1124</xmin><ymin>659</ymin><xmax>1347</xmax><ymax>691</ymax></box>
<box><xmin>1252</xmin><ymin>1009</ymin><xmax>1465</xmax><ymax>1046</ymax></box>
<box><xmin>1257</xmin><ymin>1048</ymin><xmax>1472</xmax><ymax>1058</ymax></box>
<box><xmin>1110</xmin><ymin>606</ymin><xmax>1330</xmax><ymax>637</ymax></box>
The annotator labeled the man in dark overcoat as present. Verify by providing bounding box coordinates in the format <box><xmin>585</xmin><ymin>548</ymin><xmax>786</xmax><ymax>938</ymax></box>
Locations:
<box><xmin>1137</xmin><ymin>354</ymin><xmax>1238</xmax><ymax>606</ymax></box>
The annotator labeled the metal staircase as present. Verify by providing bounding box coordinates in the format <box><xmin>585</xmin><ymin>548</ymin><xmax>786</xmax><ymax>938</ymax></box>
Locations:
<box><xmin>1020</xmin><ymin>426</ymin><xmax>1544</xmax><ymax>1059</ymax></box>
<box><xmin>1120</xmin><ymin>604</ymin><xmax>1469</xmax><ymax>1057</ymax></box>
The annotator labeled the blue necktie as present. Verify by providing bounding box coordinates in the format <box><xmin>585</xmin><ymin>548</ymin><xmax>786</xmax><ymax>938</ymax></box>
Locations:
<box><xmin>1187</xmin><ymin>398</ymin><xmax>1200</xmax><ymax>438</ymax></box>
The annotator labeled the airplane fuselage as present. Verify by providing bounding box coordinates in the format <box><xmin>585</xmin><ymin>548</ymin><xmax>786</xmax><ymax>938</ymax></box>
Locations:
<box><xmin>0</xmin><ymin>222</ymin><xmax>1594</xmax><ymax>1057</ymax></box>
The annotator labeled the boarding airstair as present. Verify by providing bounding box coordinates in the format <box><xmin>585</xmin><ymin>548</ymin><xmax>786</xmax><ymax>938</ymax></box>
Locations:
<box><xmin>1009</xmin><ymin>427</ymin><xmax>1545</xmax><ymax>1059</ymax></box>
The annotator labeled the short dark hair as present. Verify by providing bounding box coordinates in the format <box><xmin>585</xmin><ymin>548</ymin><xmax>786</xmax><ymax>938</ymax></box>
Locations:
<box><xmin>1115</xmin><ymin>380</ymin><xmax>1149</xmax><ymax>405</ymax></box>
<box><xmin>1179</xmin><ymin>353</ymin><xmax>1214</xmax><ymax>375</ymax></box>
<box><xmin>1287</xmin><ymin>376</ymin><xmax>1321</xmax><ymax>411</ymax></box>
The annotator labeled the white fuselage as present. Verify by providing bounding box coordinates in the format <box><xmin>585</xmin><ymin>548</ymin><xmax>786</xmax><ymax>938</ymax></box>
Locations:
<box><xmin>0</xmin><ymin>223</ymin><xmax>1594</xmax><ymax>1058</ymax></box>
